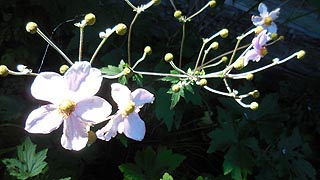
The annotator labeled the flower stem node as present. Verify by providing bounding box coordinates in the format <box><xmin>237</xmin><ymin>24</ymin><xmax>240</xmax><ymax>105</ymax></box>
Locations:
<box><xmin>220</xmin><ymin>29</ymin><xmax>229</xmax><ymax>38</ymax></box>
<box><xmin>246</xmin><ymin>73</ymin><xmax>254</xmax><ymax>80</ymax></box>
<box><xmin>198</xmin><ymin>79</ymin><xmax>207</xmax><ymax>86</ymax></box>
<box><xmin>249</xmin><ymin>90</ymin><xmax>260</xmax><ymax>98</ymax></box>
<box><xmin>297</xmin><ymin>50</ymin><xmax>306</xmax><ymax>59</ymax></box>
<box><xmin>84</xmin><ymin>13</ymin><xmax>96</xmax><ymax>26</ymax></box>
<box><xmin>152</xmin><ymin>0</ymin><xmax>161</xmax><ymax>5</ymax></box>
<box><xmin>209</xmin><ymin>0</ymin><xmax>216</xmax><ymax>8</ymax></box>
<box><xmin>59</xmin><ymin>65</ymin><xmax>69</xmax><ymax>74</ymax></box>
<box><xmin>87</xmin><ymin>131</ymin><xmax>97</xmax><ymax>146</ymax></box>
<box><xmin>250</xmin><ymin>102</ymin><xmax>259</xmax><ymax>110</ymax></box>
<box><xmin>172</xmin><ymin>84</ymin><xmax>180</xmax><ymax>92</ymax></box>
<box><xmin>26</xmin><ymin>22</ymin><xmax>38</xmax><ymax>34</ymax></box>
<box><xmin>233</xmin><ymin>58</ymin><xmax>244</xmax><ymax>70</ymax></box>
<box><xmin>115</xmin><ymin>23</ymin><xmax>127</xmax><ymax>36</ymax></box>
<box><xmin>58</xmin><ymin>99</ymin><xmax>76</xmax><ymax>118</ymax></box>
<box><xmin>255</xmin><ymin>26</ymin><xmax>264</xmax><ymax>34</ymax></box>
<box><xmin>0</xmin><ymin>65</ymin><xmax>9</xmax><ymax>77</ymax></box>
<box><xmin>174</xmin><ymin>10</ymin><xmax>182</xmax><ymax>19</ymax></box>
<box><xmin>123</xmin><ymin>67</ymin><xmax>132</xmax><ymax>76</ymax></box>
<box><xmin>210</xmin><ymin>42</ymin><xmax>219</xmax><ymax>50</ymax></box>
<box><xmin>144</xmin><ymin>46</ymin><xmax>152</xmax><ymax>55</ymax></box>
<box><xmin>164</xmin><ymin>53</ymin><xmax>174</xmax><ymax>62</ymax></box>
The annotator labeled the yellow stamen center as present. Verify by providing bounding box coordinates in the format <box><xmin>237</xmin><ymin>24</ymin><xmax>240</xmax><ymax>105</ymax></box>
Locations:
<box><xmin>260</xmin><ymin>47</ymin><xmax>268</xmax><ymax>57</ymax></box>
<box><xmin>58</xmin><ymin>99</ymin><xmax>76</xmax><ymax>118</ymax></box>
<box><xmin>122</xmin><ymin>100</ymin><xmax>136</xmax><ymax>116</ymax></box>
<box><xmin>264</xmin><ymin>16</ymin><xmax>272</xmax><ymax>26</ymax></box>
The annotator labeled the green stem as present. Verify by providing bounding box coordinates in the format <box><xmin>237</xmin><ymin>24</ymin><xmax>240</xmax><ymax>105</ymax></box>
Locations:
<box><xmin>127</xmin><ymin>12</ymin><xmax>140</xmax><ymax>66</ymax></box>
<box><xmin>179</xmin><ymin>22</ymin><xmax>186</xmax><ymax>68</ymax></box>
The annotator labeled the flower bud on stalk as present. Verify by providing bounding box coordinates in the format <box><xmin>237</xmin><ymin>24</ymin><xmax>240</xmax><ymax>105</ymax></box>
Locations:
<box><xmin>297</xmin><ymin>50</ymin><xmax>306</xmax><ymax>59</ymax></box>
<box><xmin>220</xmin><ymin>29</ymin><xmax>229</xmax><ymax>38</ymax></box>
<box><xmin>209</xmin><ymin>0</ymin><xmax>216</xmax><ymax>8</ymax></box>
<box><xmin>152</xmin><ymin>0</ymin><xmax>161</xmax><ymax>5</ymax></box>
<box><xmin>174</xmin><ymin>10</ymin><xmax>182</xmax><ymax>19</ymax></box>
<box><xmin>250</xmin><ymin>102</ymin><xmax>259</xmax><ymax>110</ymax></box>
<box><xmin>84</xmin><ymin>13</ymin><xmax>96</xmax><ymax>26</ymax></box>
<box><xmin>172</xmin><ymin>84</ymin><xmax>180</xmax><ymax>92</ymax></box>
<box><xmin>164</xmin><ymin>53</ymin><xmax>174</xmax><ymax>62</ymax></box>
<box><xmin>115</xmin><ymin>23</ymin><xmax>127</xmax><ymax>35</ymax></box>
<box><xmin>144</xmin><ymin>46</ymin><xmax>152</xmax><ymax>55</ymax></box>
<box><xmin>0</xmin><ymin>65</ymin><xmax>9</xmax><ymax>77</ymax></box>
<box><xmin>59</xmin><ymin>65</ymin><xmax>69</xmax><ymax>74</ymax></box>
<box><xmin>26</xmin><ymin>22</ymin><xmax>38</xmax><ymax>34</ymax></box>
<box><xmin>198</xmin><ymin>79</ymin><xmax>207</xmax><ymax>86</ymax></box>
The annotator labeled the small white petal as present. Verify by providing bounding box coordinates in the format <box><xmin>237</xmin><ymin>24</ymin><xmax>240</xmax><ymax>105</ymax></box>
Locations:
<box><xmin>25</xmin><ymin>105</ymin><xmax>63</xmax><ymax>134</ymax></box>
<box><xmin>61</xmin><ymin>115</ymin><xmax>89</xmax><ymax>151</ymax></box>
<box><xmin>131</xmin><ymin>89</ymin><xmax>155</xmax><ymax>107</ymax></box>
<box><xmin>258</xmin><ymin>3</ymin><xmax>268</xmax><ymax>17</ymax></box>
<box><xmin>111</xmin><ymin>83</ymin><xmax>132</xmax><ymax>109</ymax></box>
<box><xmin>123</xmin><ymin>113</ymin><xmax>146</xmax><ymax>141</ymax></box>
<box><xmin>251</xmin><ymin>16</ymin><xmax>263</xmax><ymax>26</ymax></box>
<box><xmin>75</xmin><ymin>96</ymin><xmax>112</xmax><ymax>124</ymax></box>
<box><xmin>269</xmin><ymin>8</ymin><xmax>280</xmax><ymax>20</ymax></box>
<box><xmin>96</xmin><ymin>113</ymin><xmax>123</xmax><ymax>141</ymax></box>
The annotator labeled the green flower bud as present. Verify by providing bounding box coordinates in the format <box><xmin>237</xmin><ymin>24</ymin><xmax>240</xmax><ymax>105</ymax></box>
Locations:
<box><xmin>250</xmin><ymin>102</ymin><xmax>259</xmax><ymax>110</ymax></box>
<box><xmin>172</xmin><ymin>84</ymin><xmax>180</xmax><ymax>92</ymax></box>
<box><xmin>220</xmin><ymin>29</ymin><xmax>228</xmax><ymax>38</ymax></box>
<box><xmin>123</xmin><ymin>67</ymin><xmax>132</xmax><ymax>76</ymax></box>
<box><xmin>233</xmin><ymin>58</ymin><xmax>244</xmax><ymax>70</ymax></box>
<box><xmin>297</xmin><ymin>50</ymin><xmax>306</xmax><ymax>59</ymax></box>
<box><xmin>152</xmin><ymin>0</ymin><xmax>161</xmax><ymax>5</ymax></box>
<box><xmin>246</xmin><ymin>73</ymin><xmax>254</xmax><ymax>80</ymax></box>
<box><xmin>174</xmin><ymin>10</ymin><xmax>182</xmax><ymax>19</ymax></box>
<box><xmin>209</xmin><ymin>0</ymin><xmax>216</xmax><ymax>8</ymax></box>
<box><xmin>210</xmin><ymin>42</ymin><xmax>219</xmax><ymax>50</ymax></box>
<box><xmin>271</xmin><ymin>33</ymin><xmax>278</xmax><ymax>40</ymax></box>
<box><xmin>198</xmin><ymin>79</ymin><xmax>207</xmax><ymax>86</ymax></box>
<box><xmin>85</xmin><ymin>13</ymin><xmax>96</xmax><ymax>26</ymax></box>
<box><xmin>221</xmin><ymin>56</ymin><xmax>228</xmax><ymax>62</ymax></box>
<box><xmin>115</xmin><ymin>23</ymin><xmax>127</xmax><ymax>36</ymax></box>
<box><xmin>26</xmin><ymin>22</ymin><xmax>38</xmax><ymax>34</ymax></box>
<box><xmin>249</xmin><ymin>90</ymin><xmax>260</xmax><ymax>99</ymax></box>
<box><xmin>279</xmin><ymin>35</ymin><xmax>284</xmax><ymax>41</ymax></box>
<box><xmin>59</xmin><ymin>65</ymin><xmax>69</xmax><ymax>74</ymax></box>
<box><xmin>164</xmin><ymin>53</ymin><xmax>174</xmax><ymax>62</ymax></box>
<box><xmin>144</xmin><ymin>46</ymin><xmax>152</xmax><ymax>55</ymax></box>
<box><xmin>0</xmin><ymin>65</ymin><xmax>9</xmax><ymax>77</ymax></box>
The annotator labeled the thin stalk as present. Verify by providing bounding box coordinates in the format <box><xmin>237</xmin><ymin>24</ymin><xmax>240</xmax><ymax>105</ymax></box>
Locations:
<box><xmin>79</xmin><ymin>27</ymin><xmax>84</xmax><ymax>61</ymax></box>
<box><xmin>90</xmin><ymin>38</ymin><xmax>107</xmax><ymax>64</ymax></box>
<box><xmin>127</xmin><ymin>12</ymin><xmax>140</xmax><ymax>66</ymax></box>
<box><xmin>179</xmin><ymin>23</ymin><xmax>186</xmax><ymax>68</ymax></box>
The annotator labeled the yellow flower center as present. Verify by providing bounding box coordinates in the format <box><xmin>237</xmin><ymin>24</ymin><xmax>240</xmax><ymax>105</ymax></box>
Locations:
<box><xmin>260</xmin><ymin>47</ymin><xmax>268</xmax><ymax>57</ymax></box>
<box><xmin>264</xmin><ymin>16</ymin><xmax>273</xmax><ymax>26</ymax></box>
<box><xmin>121</xmin><ymin>100</ymin><xmax>136</xmax><ymax>117</ymax></box>
<box><xmin>58</xmin><ymin>99</ymin><xmax>76</xmax><ymax>118</ymax></box>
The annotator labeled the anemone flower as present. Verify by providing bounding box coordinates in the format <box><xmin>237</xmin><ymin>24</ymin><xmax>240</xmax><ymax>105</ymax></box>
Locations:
<box><xmin>96</xmin><ymin>83</ymin><xmax>154</xmax><ymax>141</ymax></box>
<box><xmin>252</xmin><ymin>3</ymin><xmax>280</xmax><ymax>34</ymax></box>
<box><xmin>25</xmin><ymin>61</ymin><xmax>112</xmax><ymax>151</ymax></box>
<box><xmin>243</xmin><ymin>30</ymin><xmax>269</xmax><ymax>66</ymax></box>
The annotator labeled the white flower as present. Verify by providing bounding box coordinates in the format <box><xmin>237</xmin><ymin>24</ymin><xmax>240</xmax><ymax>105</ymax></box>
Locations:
<box><xmin>96</xmin><ymin>83</ymin><xmax>154</xmax><ymax>141</ymax></box>
<box><xmin>251</xmin><ymin>3</ymin><xmax>280</xmax><ymax>34</ymax></box>
<box><xmin>243</xmin><ymin>30</ymin><xmax>269</xmax><ymax>66</ymax></box>
<box><xmin>25</xmin><ymin>61</ymin><xmax>112</xmax><ymax>151</ymax></box>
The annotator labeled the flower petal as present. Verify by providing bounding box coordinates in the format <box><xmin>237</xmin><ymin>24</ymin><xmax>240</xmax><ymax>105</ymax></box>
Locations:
<box><xmin>251</xmin><ymin>16</ymin><xmax>263</xmax><ymax>26</ymax></box>
<box><xmin>111</xmin><ymin>83</ymin><xmax>132</xmax><ymax>109</ymax></box>
<box><xmin>258</xmin><ymin>3</ymin><xmax>268</xmax><ymax>17</ymax></box>
<box><xmin>64</xmin><ymin>61</ymin><xmax>102</xmax><ymax>101</ymax></box>
<box><xmin>131</xmin><ymin>88</ymin><xmax>155</xmax><ymax>106</ymax></box>
<box><xmin>244</xmin><ymin>50</ymin><xmax>261</xmax><ymax>66</ymax></box>
<box><xmin>31</xmin><ymin>72</ymin><xmax>67</xmax><ymax>104</ymax></box>
<box><xmin>25</xmin><ymin>104</ymin><xmax>63</xmax><ymax>134</ymax></box>
<box><xmin>96</xmin><ymin>113</ymin><xmax>123</xmax><ymax>141</ymax></box>
<box><xmin>75</xmin><ymin>96</ymin><xmax>112</xmax><ymax>124</ymax></box>
<box><xmin>61</xmin><ymin>114</ymin><xmax>89</xmax><ymax>151</ymax></box>
<box><xmin>269</xmin><ymin>8</ymin><xmax>280</xmax><ymax>20</ymax></box>
<box><xmin>123</xmin><ymin>113</ymin><xmax>146</xmax><ymax>141</ymax></box>
<box><xmin>266</xmin><ymin>23</ymin><xmax>277</xmax><ymax>35</ymax></box>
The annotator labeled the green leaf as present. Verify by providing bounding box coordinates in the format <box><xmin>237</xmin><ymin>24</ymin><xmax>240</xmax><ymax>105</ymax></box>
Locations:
<box><xmin>100</xmin><ymin>65</ymin><xmax>122</xmax><ymax>75</ymax></box>
<box><xmin>2</xmin><ymin>137</ymin><xmax>48</xmax><ymax>180</ymax></box>
<box><xmin>119</xmin><ymin>146</ymin><xmax>185</xmax><ymax>180</ymax></box>
<box><xmin>160</xmin><ymin>172</ymin><xmax>174</xmax><ymax>180</ymax></box>
<box><xmin>168</xmin><ymin>87</ymin><xmax>184</xmax><ymax>109</ymax></box>
<box><xmin>155</xmin><ymin>88</ymin><xmax>175</xmax><ymax>130</ymax></box>
<box><xmin>132</xmin><ymin>74</ymin><xmax>143</xmax><ymax>86</ymax></box>
<box><xmin>292</xmin><ymin>159</ymin><xmax>316</xmax><ymax>180</ymax></box>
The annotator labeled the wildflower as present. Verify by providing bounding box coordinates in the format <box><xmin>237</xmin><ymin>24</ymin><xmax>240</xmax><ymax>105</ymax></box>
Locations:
<box><xmin>251</xmin><ymin>3</ymin><xmax>280</xmax><ymax>34</ymax></box>
<box><xmin>96</xmin><ymin>83</ymin><xmax>154</xmax><ymax>141</ymax></box>
<box><xmin>243</xmin><ymin>30</ymin><xmax>269</xmax><ymax>66</ymax></box>
<box><xmin>25</xmin><ymin>61</ymin><xmax>112</xmax><ymax>151</ymax></box>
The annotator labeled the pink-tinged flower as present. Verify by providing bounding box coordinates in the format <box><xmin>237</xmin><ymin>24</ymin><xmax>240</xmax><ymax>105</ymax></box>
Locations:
<box><xmin>96</xmin><ymin>83</ymin><xmax>154</xmax><ymax>141</ymax></box>
<box><xmin>25</xmin><ymin>61</ymin><xmax>112</xmax><ymax>151</ymax></box>
<box><xmin>243</xmin><ymin>30</ymin><xmax>269</xmax><ymax>66</ymax></box>
<box><xmin>251</xmin><ymin>3</ymin><xmax>280</xmax><ymax>34</ymax></box>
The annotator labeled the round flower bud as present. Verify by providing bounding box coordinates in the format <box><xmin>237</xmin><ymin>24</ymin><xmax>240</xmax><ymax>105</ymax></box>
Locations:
<box><xmin>84</xmin><ymin>13</ymin><xmax>96</xmax><ymax>26</ymax></box>
<box><xmin>164</xmin><ymin>53</ymin><xmax>174</xmax><ymax>62</ymax></box>
<box><xmin>115</xmin><ymin>23</ymin><xmax>127</xmax><ymax>36</ymax></box>
<box><xmin>297</xmin><ymin>50</ymin><xmax>306</xmax><ymax>59</ymax></box>
<box><xmin>0</xmin><ymin>65</ymin><xmax>9</xmax><ymax>77</ymax></box>
<box><xmin>249</xmin><ymin>90</ymin><xmax>260</xmax><ymax>98</ymax></box>
<box><xmin>59</xmin><ymin>65</ymin><xmax>69</xmax><ymax>74</ymax></box>
<box><xmin>271</xmin><ymin>33</ymin><xmax>278</xmax><ymax>40</ymax></box>
<box><xmin>172</xmin><ymin>84</ymin><xmax>180</xmax><ymax>92</ymax></box>
<box><xmin>279</xmin><ymin>36</ymin><xmax>284</xmax><ymax>41</ymax></box>
<box><xmin>255</xmin><ymin>26</ymin><xmax>264</xmax><ymax>34</ymax></box>
<box><xmin>26</xmin><ymin>22</ymin><xmax>38</xmax><ymax>34</ymax></box>
<box><xmin>221</xmin><ymin>56</ymin><xmax>228</xmax><ymax>62</ymax></box>
<box><xmin>152</xmin><ymin>0</ymin><xmax>161</xmax><ymax>5</ymax></box>
<box><xmin>246</xmin><ymin>73</ymin><xmax>254</xmax><ymax>80</ymax></box>
<box><xmin>220</xmin><ymin>29</ymin><xmax>229</xmax><ymax>38</ymax></box>
<box><xmin>174</xmin><ymin>10</ymin><xmax>182</xmax><ymax>19</ymax></box>
<box><xmin>250</xmin><ymin>102</ymin><xmax>259</xmax><ymax>110</ymax></box>
<box><xmin>87</xmin><ymin>131</ymin><xmax>97</xmax><ymax>146</ymax></box>
<box><xmin>210</xmin><ymin>42</ymin><xmax>219</xmax><ymax>50</ymax></box>
<box><xmin>123</xmin><ymin>67</ymin><xmax>132</xmax><ymax>76</ymax></box>
<box><xmin>233</xmin><ymin>58</ymin><xmax>244</xmax><ymax>70</ymax></box>
<box><xmin>198</xmin><ymin>79</ymin><xmax>207</xmax><ymax>86</ymax></box>
<box><xmin>144</xmin><ymin>46</ymin><xmax>152</xmax><ymax>55</ymax></box>
<box><xmin>209</xmin><ymin>0</ymin><xmax>216</xmax><ymax>8</ymax></box>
